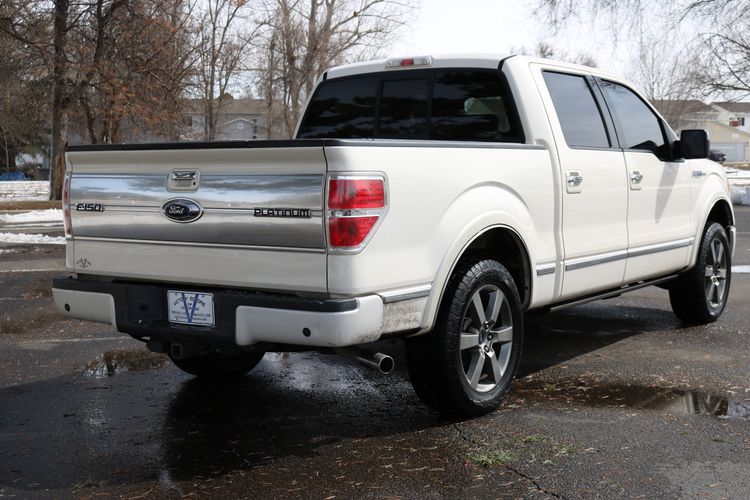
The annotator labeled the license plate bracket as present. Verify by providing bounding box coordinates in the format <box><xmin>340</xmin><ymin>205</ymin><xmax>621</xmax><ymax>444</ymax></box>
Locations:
<box><xmin>167</xmin><ymin>290</ymin><xmax>215</xmax><ymax>326</ymax></box>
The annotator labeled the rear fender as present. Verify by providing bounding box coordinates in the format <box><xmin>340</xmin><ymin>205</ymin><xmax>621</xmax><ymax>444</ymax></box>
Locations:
<box><xmin>419</xmin><ymin>184</ymin><xmax>538</xmax><ymax>332</ymax></box>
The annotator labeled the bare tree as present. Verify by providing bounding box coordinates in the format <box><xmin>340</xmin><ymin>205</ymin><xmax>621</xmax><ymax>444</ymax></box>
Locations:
<box><xmin>511</xmin><ymin>41</ymin><xmax>597</xmax><ymax>67</ymax></box>
<box><xmin>193</xmin><ymin>0</ymin><xmax>258</xmax><ymax>141</ymax></box>
<box><xmin>627</xmin><ymin>31</ymin><xmax>709</xmax><ymax>129</ymax></box>
<box><xmin>255</xmin><ymin>0</ymin><xmax>413</xmax><ymax>138</ymax></box>
<box><xmin>534</xmin><ymin>0</ymin><xmax>750</xmax><ymax>98</ymax></box>
<box><xmin>69</xmin><ymin>0</ymin><xmax>198</xmax><ymax>143</ymax></box>
<box><xmin>0</xmin><ymin>0</ymin><xmax>198</xmax><ymax>198</ymax></box>
<box><xmin>0</xmin><ymin>16</ymin><xmax>47</xmax><ymax>175</ymax></box>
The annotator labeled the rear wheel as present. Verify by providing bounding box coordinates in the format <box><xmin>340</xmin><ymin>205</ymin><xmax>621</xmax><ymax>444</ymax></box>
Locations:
<box><xmin>669</xmin><ymin>222</ymin><xmax>731</xmax><ymax>324</ymax></box>
<box><xmin>169</xmin><ymin>350</ymin><xmax>264</xmax><ymax>378</ymax></box>
<box><xmin>406</xmin><ymin>259</ymin><xmax>523</xmax><ymax>416</ymax></box>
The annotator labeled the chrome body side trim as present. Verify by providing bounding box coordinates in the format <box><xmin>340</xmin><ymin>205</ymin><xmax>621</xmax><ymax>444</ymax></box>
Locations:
<box><xmin>565</xmin><ymin>250</ymin><xmax>628</xmax><ymax>271</ymax></box>
<box><xmin>535</xmin><ymin>262</ymin><xmax>556</xmax><ymax>276</ymax></box>
<box><xmin>378</xmin><ymin>284</ymin><xmax>432</xmax><ymax>303</ymax></box>
<box><xmin>627</xmin><ymin>237</ymin><xmax>695</xmax><ymax>259</ymax></box>
<box><xmin>564</xmin><ymin>237</ymin><xmax>695</xmax><ymax>272</ymax></box>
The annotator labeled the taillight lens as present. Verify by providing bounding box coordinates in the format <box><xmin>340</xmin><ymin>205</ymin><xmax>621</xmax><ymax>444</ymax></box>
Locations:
<box><xmin>328</xmin><ymin>178</ymin><xmax>385</xmax><ymax>209</ymax></box>
<box><xmin>327</xmin><ymin>177</ymin><xmax>386</xmax><ymax>251</ymax></box>
<box><xmin>329</xmin><ymin>216</ymin><xmax>379</xmax><ymax>247</ymax></box>
<box><xmin>62</xmin><ymin>171</ymin><xmax>72</xmax><ymax>238</ymax></box>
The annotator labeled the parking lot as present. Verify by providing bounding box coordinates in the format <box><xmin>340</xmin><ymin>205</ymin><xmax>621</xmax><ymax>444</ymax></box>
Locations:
<box><xmin>1</xmin><ymin>207</ymin><xmax>749</xmax><ymax>499</ymax></box>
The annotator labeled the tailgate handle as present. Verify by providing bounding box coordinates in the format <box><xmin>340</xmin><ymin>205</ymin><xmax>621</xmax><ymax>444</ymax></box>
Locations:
<box><xmin>171</xmin><ymin>171</ymin><xmax>197</xmax><ymax>180</ymax></box>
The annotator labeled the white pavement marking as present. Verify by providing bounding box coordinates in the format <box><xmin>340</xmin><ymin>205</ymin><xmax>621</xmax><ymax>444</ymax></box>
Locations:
<box><xmin>732</xmin><ymin>265</ymin><xmax>750</xmax><ymax>273</ymax></box>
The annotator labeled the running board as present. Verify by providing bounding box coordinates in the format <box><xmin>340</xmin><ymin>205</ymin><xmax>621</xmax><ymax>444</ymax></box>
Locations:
<box><xmin>546</xmin><ymin>275</ymin><xmax>679</xmax><ymax>313</ymax></box>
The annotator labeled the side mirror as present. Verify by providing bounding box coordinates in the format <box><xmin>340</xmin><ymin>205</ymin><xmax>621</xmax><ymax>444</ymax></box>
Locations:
<box><xmin>677</xmin><ymin>129</ymin><xmax>709</xmax><ymax>159</ymax></box>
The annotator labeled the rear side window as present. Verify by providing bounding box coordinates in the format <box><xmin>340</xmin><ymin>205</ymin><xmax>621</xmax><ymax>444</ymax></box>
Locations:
<box><xmin>543</xmin><ymin>71</ymin><xmax>610</xmax><ymax>149</ymax></box>
<box><xmin>298</xmin><ymin>69</ymin><xmax>523</xmax><ymax>142</ymax></box>
<box><xmin>431</xmin><ymin>71</ymin><xmax>520</xmax><ymax>142</ymax></box>
<box><xmin>599</xmin><ymin>80</ymin><xmax>667</xmax><ymax>157</ymax></box>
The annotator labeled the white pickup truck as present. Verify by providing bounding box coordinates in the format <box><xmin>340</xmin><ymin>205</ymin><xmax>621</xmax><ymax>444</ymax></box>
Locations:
<box><xmin>53</xmin><ymin>55</ymin><xmax>734</xmax><ymax>416</ymax></box>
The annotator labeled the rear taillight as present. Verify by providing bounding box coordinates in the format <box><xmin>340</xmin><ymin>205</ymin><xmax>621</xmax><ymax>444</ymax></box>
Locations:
<box><xmin>62</xmin><ymin>171</ymin><xmax>72</xmax><ymax>238</ymax></box>
<box><xmin>327</xmin><ymin>176</ymin><xmax>386</xmax><ymax>251</ymax></box>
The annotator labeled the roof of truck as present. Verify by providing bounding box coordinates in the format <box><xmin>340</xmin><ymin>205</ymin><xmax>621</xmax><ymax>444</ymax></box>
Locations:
<box><xmin>324</xmin><ymin>54</ymin><xmax>622</xmax><ymax>82</ymax></box>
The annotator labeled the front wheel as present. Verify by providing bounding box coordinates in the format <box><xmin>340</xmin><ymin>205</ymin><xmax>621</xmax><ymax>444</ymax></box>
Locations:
<box><xmin>169</xmin><ymin>350</ymin><xmax>265</xmax><ymax>378</ymax></box>
<box><xmin>406</xmin><ymin>259</ymin><xmax>524</xmax><ymax>416</ymax></box>
<box><xmin>669</xmin><ymin>222</ymin><xmax>731</xmax><ymax>324</ymax></box>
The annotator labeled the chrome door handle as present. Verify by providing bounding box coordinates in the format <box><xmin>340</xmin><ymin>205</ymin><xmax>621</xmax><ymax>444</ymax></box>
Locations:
<box><xmin>567</xmin><ymin>174</ymin><xmax>583</xmax><ymax>185</ymax></box>
<box><xmin>630</xmin><ymin>172</ymin><xmax>643</xmax><ymax>183</ymax></box>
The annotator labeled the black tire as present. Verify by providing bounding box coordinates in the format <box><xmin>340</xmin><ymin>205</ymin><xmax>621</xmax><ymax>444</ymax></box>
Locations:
<box><xmin>169</xmin><ymin>350</ymin><xmax>264</xmax><ymax>378</ymax></box>
<box><xmin>669</xmin><ymin>222</ymin><xmax>731</xmax><ymax>324</ymax></box>
<box><xmin>406</xmin><ymin>259</ymin><xmax>524</xmax><ymax>416</ymax></box>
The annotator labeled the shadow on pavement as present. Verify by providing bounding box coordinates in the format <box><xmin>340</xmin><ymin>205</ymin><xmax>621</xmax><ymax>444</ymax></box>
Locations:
<box><xmin>0</xmin><ymin>300</ymin><xmax>686</xmax><ymax>492</ymax></box>
<box><xmin>520</xmin><ymin>302</ymin><xmax>682</xmax><ymax>376</ymax></box>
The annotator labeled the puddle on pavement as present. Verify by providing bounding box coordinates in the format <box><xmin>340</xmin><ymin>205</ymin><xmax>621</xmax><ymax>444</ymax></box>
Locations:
<box><xmin>514</xmin><ymin>379</ymin><xmax>750</xmax><ymax>421</ymax></box>
<box><xmin>83</xmin><ymin>349</ymin><xmax>169</xmax><ymax>377</ymax></box>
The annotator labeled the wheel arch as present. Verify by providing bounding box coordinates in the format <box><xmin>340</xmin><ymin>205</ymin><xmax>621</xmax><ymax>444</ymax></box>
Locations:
<box><xmin>690</xmin><ymin>195</ymin><xmax>735</xmax><ymax>268</ymax></box>
<box><xmin>706</xmin><ymin>198</ymin><xmax>734</xmax><ymax>229</ymax></box>
<box><xmin>420</xmin><ymin>224</ymin><xmax>533</xmax><ymax>334</ymax></box>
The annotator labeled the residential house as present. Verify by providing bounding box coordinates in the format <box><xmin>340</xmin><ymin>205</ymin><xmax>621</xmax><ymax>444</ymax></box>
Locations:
<box><xmin>181</xmin><ymin>98</ymin><xmax>273</xmax><ymax>141</ymax></box>
<box><xmin>654</xmin><ymin>99</ymin><xmax>750</xmax><ymax>162</ymax></box>
<box><xmin>652</xmin><ymin>100</ymin><xmax>720</xmax><ymax>130</ymax></box>
<box><xmin>711</xmin><ymin>102</ymin><xmax>750</xmax><ymax>136</ymax></box>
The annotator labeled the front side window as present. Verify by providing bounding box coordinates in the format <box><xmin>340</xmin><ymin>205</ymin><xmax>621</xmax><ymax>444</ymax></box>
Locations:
<box><xmin>599</xmin><ymin>80</ymin><xmax>667</xmax><ymax>157</ymax></box>
<box><xmin>543</xmin><ymin>71</ymin><xmax>610</xmax><ymax>149</ymax></box>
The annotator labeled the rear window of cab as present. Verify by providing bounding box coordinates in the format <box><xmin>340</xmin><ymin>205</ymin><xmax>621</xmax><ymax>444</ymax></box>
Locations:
<box><xmin>297</xmin><ymin>69</ymin><xmax>524</xmax><ymax>143</ymax></box>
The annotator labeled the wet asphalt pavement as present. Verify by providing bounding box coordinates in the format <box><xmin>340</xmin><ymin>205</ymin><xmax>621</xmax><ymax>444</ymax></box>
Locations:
<box><xmin>1</xmin><ymin>208</ymin><xmax>749</xmax><ymax>499</ymax></box>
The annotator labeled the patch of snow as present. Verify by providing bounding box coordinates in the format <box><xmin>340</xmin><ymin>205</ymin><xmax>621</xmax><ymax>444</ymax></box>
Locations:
<box><xmin>0</xmin><ymin>181</ymin><xmax>50</xmax><ymax>201</ymax></box>
<box><xmin>729</xmin><ymin>179</ymin><xmax>750</xmax><ymax>206</ymax></box>
<box><xmin>0</xmin><ymin>247</ymin><xmax>22</xmax><ymax>254</ymax></box>
<box><xmin>0</xmin><ymin>209</ymin><xmax>62</xmax><ymax>223</ymax></box>
<box><xmin>0</xmin><ymin>232</ymin><xmax>65</xmax><ymax>245</ymax></box>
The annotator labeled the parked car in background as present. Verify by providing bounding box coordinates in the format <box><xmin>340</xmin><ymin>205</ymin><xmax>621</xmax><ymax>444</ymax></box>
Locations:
<box><xmin>709</xmin><ymin>149</ymin><xmax>727</xmax><ymax>163</ymax></box>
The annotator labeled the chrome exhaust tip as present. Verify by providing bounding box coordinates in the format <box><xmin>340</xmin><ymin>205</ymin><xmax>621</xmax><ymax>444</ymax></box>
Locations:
<box><xmin>335</xmin><ymin>347</ymin><xmax>394</xmax><ymax>374</ymax></box>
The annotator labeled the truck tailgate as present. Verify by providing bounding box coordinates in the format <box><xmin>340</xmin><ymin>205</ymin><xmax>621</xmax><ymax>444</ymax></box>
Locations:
<box><xmin>66</xmin><ymin>142</ymin><xmax>328</xmax><ymax>293</ymax></box>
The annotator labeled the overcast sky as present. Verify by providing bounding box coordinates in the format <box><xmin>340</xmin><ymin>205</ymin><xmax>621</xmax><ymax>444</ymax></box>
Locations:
<box><xmin>387</xmin><ymin>1</ymin><xmax>627</xmax><ymax>74</ymax></box>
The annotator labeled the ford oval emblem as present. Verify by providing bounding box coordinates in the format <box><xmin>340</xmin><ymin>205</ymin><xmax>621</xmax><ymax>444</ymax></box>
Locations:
<box><xmin>162</xmin><ymin>198</ymin><xmax>203</xmax><ymax>223</ymax></box>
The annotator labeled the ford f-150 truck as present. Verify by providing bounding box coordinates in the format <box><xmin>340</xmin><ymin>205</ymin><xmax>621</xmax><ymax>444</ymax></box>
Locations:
<box><xmin>52</xmin><ymin>55</ymin><xmax>734</xmax><ymax>416</ymax></box>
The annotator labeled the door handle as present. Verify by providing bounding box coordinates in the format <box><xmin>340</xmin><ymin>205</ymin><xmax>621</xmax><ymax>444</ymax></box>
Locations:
<box><xmin>171</xmin><ymin>171</ymin><xmax>197</xmax><ymax>180</ymax></box>
<box><xmin>567</xmin><ymin>174</ymin><xmax>583</xmax><ymax>185</ymax></box>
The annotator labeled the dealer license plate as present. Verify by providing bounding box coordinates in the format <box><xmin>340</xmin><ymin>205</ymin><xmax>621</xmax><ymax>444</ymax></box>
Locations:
<box><xmin>167</xmin><ymin>290</ymin><xmax>215</xmax><ymax>326</ymax></box>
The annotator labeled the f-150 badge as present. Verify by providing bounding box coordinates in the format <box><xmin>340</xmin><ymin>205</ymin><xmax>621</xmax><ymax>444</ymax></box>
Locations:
<box><xmin>76</xmin><ymin>203</ymin><xmax>104</xmax><ymax>212</ymax></box>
